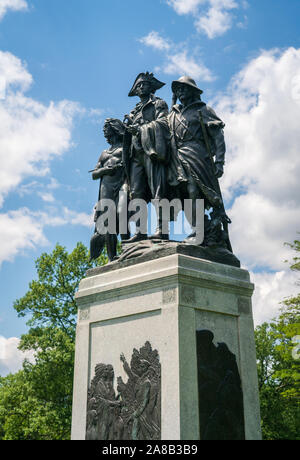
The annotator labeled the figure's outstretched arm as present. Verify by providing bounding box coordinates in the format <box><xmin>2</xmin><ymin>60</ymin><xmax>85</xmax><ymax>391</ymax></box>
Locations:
<box><xmin>120</xmin><ymin>353</ymin><xmax>136</xmax><ymax>381</ymax></box>
<box><xmin>92</xmin><ymin>166</ymin><xmax>113</xmax><ymax>180</ymax></box>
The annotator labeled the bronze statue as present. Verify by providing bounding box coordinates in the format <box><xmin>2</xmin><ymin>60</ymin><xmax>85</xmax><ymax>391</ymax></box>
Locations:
<box><xmin>123</xmin><ymin>72</ymin><xmax>170</xmax><ymax>242</ymax></box>
<box><xmin>168</xmin><ymin>76</ymin><xmax>232</xmax><ymax>250</ymax></box>
<box><xmin>85</xmin><ymin>74</ymin><xmax>245</xmax><ymax>442</ymax></box>
<box><xmin>89</xmin><ymin>73</ymin><xmax>237</xmax><ymax>266</ymax></box>
<box><xmin>90</xmin><ymin>118</ymin><xmax>129</xmax><ymax>261</ymax></box>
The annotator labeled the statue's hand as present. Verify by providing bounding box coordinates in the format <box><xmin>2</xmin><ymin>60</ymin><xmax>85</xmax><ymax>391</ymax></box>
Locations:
<box><xmin>215</xmin><ymin>163</ymin><xmax>224</xmax><ymax>179</ymax></box>
<box><xmin>126</xmin><ymin>124</ymin><xmax>139</xmax><ymax>136</ymax></box>
<box><xmin>92</xmin><ymin>167</ymin><xmax>113</xmax><ymax>179</ymax></box>
<box><xmin>149</xmin><ymin>152</ymin><xmax>158</xmax><ymax>162</ymax></box>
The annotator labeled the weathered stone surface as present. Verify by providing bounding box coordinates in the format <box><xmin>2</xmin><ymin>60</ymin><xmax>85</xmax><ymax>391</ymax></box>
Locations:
<box><xmin>86</xmin><ymin>240</ymin><xmax>240</xmax><ymax>279</ymax></box>
<box><xmin>72</xmin><ymin>254</ymin><xmax>261</xmax><ymax>440</ymax></box>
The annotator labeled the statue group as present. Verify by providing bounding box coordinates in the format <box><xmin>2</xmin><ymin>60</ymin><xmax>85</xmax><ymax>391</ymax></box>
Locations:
<box><xmin>86</xmin><ymin>342</ymin><xmax>161</xmax><ymax>441</ymax></box>
<box><xmin>90</xmin><ymin>72</ymin><xmax>233</xmax><ymax>263</ymax></box>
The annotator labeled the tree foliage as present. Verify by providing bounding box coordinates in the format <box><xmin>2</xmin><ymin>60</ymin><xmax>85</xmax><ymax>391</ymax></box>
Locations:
<box><xmin>0</xmin><ymin>242</ymin><xmax>106</xmax><ymax>440</ymax></box>
<box><xmin>255</xmin><ymin>239</ymin><xmax>300</xmax><ymax>440</ymax></box>
<box><xmin>13</xmin><ymin>242</ymin><xmax>104</xmax><ymax>340</ymax></box>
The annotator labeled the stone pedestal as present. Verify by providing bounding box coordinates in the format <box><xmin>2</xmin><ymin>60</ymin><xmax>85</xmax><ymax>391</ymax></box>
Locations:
<box><xmin>71</xmin><ymin>252</ymin><xmax>261</xmax><ymax>440</ymax></box>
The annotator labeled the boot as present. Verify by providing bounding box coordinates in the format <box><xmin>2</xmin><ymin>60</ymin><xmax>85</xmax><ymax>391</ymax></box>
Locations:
<box><xmin>183</xmin><ymin>230</ymin><xmax>203</xmax><ymax>246</ymax></box>
<box><xmin>124</xmin><ymin>233</ymin><xmax>148</xmax><ymax>244</ymax></box>
<box><xmin>148</xmin><ymin>226</ymin><xmax>169</xmax><ymax>241</ymax></box>
<box><xmin>105</xmin><ymin>234</ymin><xmax>117</xmax><ymax>261</ymax></box>
<box><xmin>149</xmin><ymin>206</ymin><xmax>169</xmax><ymax>241</ymax></box>
<box><xmin>90</xmin><ymin>232</ymin><xmax>105</xmax><ymax>260</ymax></box>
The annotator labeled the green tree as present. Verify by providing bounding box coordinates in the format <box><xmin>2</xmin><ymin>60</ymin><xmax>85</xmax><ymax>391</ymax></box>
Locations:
<box><xmin>255</xmin><ymin>239</ymin><xmax>300</xmax><ymax>440</ymax></box>
<box><xmin>0</xmin><ymin>242</ymin><xmax>107</xmax><ymax>440</ymax></box>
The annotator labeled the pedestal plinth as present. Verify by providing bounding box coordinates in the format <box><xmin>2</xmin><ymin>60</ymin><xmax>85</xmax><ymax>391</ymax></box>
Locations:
<box><xmin>71</xmin><ymin>251</ymin><xmax>261</xmax><ymax>440</ymax></box>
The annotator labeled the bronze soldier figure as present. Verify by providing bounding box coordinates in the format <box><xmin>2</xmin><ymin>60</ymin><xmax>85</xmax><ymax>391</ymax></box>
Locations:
<box><xmin>123</xmin><ymin>72</ymin><xmax>170</xmax><ymax>242</ymax></box>
<box><xmin>168</xmin><ymin>76</ymin><xmax>232</xmax><ymax>250</ymax></box>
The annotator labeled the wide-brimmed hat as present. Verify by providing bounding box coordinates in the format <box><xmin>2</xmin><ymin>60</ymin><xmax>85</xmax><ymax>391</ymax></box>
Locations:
<box><xmin>172</xmin><ymin>76</ymin><xmax>203</xmax><ymax>95</ymax></box>
<box><xmin>128</xmin><ymin>72</ymin><xmax>165</xmax><ymax>97</ymax></box>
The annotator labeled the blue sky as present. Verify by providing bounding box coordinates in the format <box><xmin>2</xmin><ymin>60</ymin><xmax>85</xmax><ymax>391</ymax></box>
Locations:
<box><xmin>0</xmin><ymin>0</ymin><xmax>300</xmax><ymax>374</ymax></box>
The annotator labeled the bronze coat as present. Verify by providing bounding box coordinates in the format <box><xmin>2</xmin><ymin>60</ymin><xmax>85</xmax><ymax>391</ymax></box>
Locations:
<box><xmin>123</xmin><ymin>95</ymin><xmax>170</xmax><ymax>201</ymax></box>
<box><xmin>168</xmin><ymin>101</ymin><xmax>225</xmax><ymax>207</ymax></box>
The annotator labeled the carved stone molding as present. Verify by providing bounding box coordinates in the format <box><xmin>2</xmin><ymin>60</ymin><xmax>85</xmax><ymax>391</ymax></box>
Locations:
<box><xmin>79</xmin><ymin>307</ymin><xmax>90</xmax><ymax>321</ymax></box>
<box><xmin>180</xmin><ymin>285</ymin><xmax>196</xmax><ymax>305</ymax></box>
<box><xmin>163</xmin><ymin>288</ymin><xmax>176</xmax><ymax>304</ymax></box>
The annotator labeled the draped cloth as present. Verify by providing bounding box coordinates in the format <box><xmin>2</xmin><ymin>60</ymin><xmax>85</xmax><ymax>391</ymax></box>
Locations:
<box><xmin>168</xmin><ymin>101</ymin><xmax>226</xmax><ymax>208</ymax></box>
<box><xmin>123</xmin><ymin>95</ymin><xmax>170</xmax><ymax>202</ymax></box>
<box><xmin>94</xmin><ymin>147</ymin><xmax>125</xmax><ymax>235</ymax></box>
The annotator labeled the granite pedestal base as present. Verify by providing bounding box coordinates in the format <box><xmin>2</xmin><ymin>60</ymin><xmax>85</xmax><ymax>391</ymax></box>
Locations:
<box><xmin>71</xmin><ymin>253</ymin><xmax>261</xmax><ymax>440</ymax></box>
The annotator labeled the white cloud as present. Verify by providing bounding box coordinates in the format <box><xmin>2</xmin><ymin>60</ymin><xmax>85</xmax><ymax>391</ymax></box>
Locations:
<box><xmin>0</xmin><ymin>208</ymin><xmax>47</xmax><ymax>265</ymax></box>
<box><xmin>163</xmin><ymin>50</ymin><xmax>216</xmax><ymax>81</ymax></box>
<box><xmin>229</xmin><ymin>193</ymin><xmax>300</xmax><ymax>271</ymax></box>
<box><xmin>0</xmin><ymin>206</ymin><xmax>93</xmax><ymax>267</ymax></box>
<box><xmin>0</xmin><ymin>335</ymin><xmax>35</xmax><ymax>376</ymax></box>
<box><xmin>208</xmin><ymin>47</ymin><xmax>300</xmax><ymax>322</ymax></box>
<box><xmin>17</xmin><ymin>178</ymin><xmax>60</xmax><ymax>200</ymax></box>
<box><xmin>88</xmin><ymin>108</ymin><xmax>106</xmax><ymax>125</ymax></box>
<box><xmin>0</xmin><ymin>46</ymin><xmax>101</xmax><ymax>265</ymax></box>
<box><xmin>38</xmin><ymin>192</ymin><xmax>55</xmax><ymax>203</ymax></box>
<box><xmin>167</xmin><ymin>0</ymin><xmax>205</xmax><ymax>15</ymax></box>
<box><xmin>215</xmin><ymin>48</ymin><xmax>300</xmax><ymax>260</ymax></box>
<box><xmin>0</xmin><ymin>50</ymin><xmax>32</xmax><ymax>93</ymax></box>
<box><xmin>0</xmin><ymin>51</ymin><xmax>81</xmax><ymax>208</ymax></box>
<box><xmin>166</xmin><ymin>0</ymin><xmax>242</xmax><ymax>39</ymax></box>
<box><xmin>39</xmin><ymin>207</ymin><xmax>93</xmax><ymax>228</ymax></box>
<box><xmin>139</xmin><ymin>31</ymin><xmax>171</xmax><ymax>51</ymax></box>
<box><xmin>195</xmin><ymin>1</ymin><xmax>238</xmax><ymax>39</ymax></box>
<box><xmin>0</xmin><ymin>0</ymin><xmax>28</xmax><ymax>20</ymax></box>
<box><xmin>59</xmin><ymin>207</ymin><xmax>93</xmax><ymax>227</ymax></box>
<box><xmin>139</xmin><ymin>32</ymin><xmax>215</xmax><ymax>81</ymax></box>
<box><xmin>251</xmin><ymin>270</ymin><xmax>299</xmax><ymax>326</ymax></box>
<box><xmin>0</xmin><ymin>42</ymin><xmax>92</xmax><ymax>266</ymax></box>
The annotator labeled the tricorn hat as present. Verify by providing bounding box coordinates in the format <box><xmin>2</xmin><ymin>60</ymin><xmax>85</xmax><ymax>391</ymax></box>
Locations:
<box><xmin>172</xmin><ymin>76</ymin><xmax>203</xmax><ymax>95</ymax></box>
<box><xmin>128</xmin><ymin>72</ymin><xmax>165</xmax><ymax>97</ymax></box>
